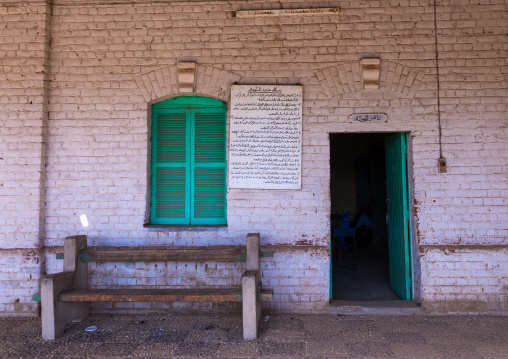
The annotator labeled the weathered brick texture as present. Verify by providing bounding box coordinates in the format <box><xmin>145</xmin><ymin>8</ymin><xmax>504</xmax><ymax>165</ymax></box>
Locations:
<box><xmin>421</xmin><ymin>248</ymin><xmax>508</xmax><ymax>314</ymax></box>
<box><xmin>0</xmin><ymin>249</ymin><xmax>41</xmax><ymax>316</ymax></box>
<box><xmin>1</xmin><ymin>0</ymin><xmax>507</xmax><ymax>314</ymax></box>
<box><xmin>0</xmin><ymin>1</ymin><xmax>50</xmax><ymax>315</ymax></box>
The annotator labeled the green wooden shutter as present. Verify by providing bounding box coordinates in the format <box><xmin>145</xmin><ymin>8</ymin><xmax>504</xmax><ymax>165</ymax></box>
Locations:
<box><xmin>150</xmin><ymin>96</ymin><xmax>226</xmax><ymax>226</ymax></box>
<box><xmin>191</xmin><ymin>110</ymin><xmax>227</xmax><ymax>225</ymax></box>
<box><xmin>150</xmin><ymin>110</ymin><xmax>190</xmax><ymax>224</ymax></box>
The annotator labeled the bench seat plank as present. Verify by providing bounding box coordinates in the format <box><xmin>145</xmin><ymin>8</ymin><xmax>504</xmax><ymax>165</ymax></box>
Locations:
<box><xmin>82</xmin><ymin>246</ymin><xmax>246</xmax><ymax>263</ymax></box>
<box><xmin>59</xmin><ymin>288</ymin><xmax>274</xmax><ymax>303</ymax></box>
<box><xmin>60</xmin><ymin>288</ymin><xmax>244</xmax><ymax>302</ymax></box>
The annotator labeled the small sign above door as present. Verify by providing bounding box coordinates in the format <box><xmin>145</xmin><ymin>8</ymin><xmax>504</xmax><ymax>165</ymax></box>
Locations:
<box><xmin>348</xmin><ymin>113</ymin><xmax>387</xmax><ymax>123</ymax></box>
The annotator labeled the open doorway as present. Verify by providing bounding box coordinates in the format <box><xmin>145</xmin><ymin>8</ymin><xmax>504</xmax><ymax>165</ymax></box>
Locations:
<box><xmin>330</xmin><ymin>133</ymin><xmax>412</xmax><ymax>301</ymax></box>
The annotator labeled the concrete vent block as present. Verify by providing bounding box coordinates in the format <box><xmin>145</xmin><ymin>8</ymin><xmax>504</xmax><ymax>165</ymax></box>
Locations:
<box><xmin>361</xmin><ymin>58</ymin><xmax>380</xmax><ymax>90</ymax></box>
<box><xmin>178</xmin><ymin>62</ymin><xmax>196</xmax><ymax>93</ymax></box>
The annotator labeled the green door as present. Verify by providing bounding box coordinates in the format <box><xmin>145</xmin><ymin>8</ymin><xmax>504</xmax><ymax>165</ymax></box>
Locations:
<box><xmin>385</xmin><ymin>133</ymin><xmax>412</xmax><ymax>300</ymax></box>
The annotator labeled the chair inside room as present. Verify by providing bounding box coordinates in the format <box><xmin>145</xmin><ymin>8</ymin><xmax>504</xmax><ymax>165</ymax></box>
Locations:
<box><xmin>331</xmin><ymin>211</ymin><xmax>356</xmax><ymax>270</ymax></box>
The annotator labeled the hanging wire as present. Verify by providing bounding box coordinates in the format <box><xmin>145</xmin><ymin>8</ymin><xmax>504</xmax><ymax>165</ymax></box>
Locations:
<box><xmin>433</xmin><ymin>0</ymin><xmax>443</xmax><ymax>159</ymax></box>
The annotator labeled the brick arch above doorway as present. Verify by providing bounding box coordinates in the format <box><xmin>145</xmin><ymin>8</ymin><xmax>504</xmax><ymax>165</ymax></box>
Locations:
<box><xmin>315</xmin><ymin>61</ymin><xmax>426</xmax><ymax>98</ymax></box>
<box><xmin>134</xmin><ymin>65</ymin><xmax>242</xmax><ymax>103</ymax></box>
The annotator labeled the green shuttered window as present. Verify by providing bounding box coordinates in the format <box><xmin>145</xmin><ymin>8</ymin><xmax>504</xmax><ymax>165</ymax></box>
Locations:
<box><xmin>150</xmin><ymin>97</ymin><xmax>227</xmax><ymax>225</ymax></box>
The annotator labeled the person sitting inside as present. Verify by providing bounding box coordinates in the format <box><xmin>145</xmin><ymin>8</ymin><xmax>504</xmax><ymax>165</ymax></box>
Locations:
<box><xmin>351</xmin><ymin>205</ymin><xmax>373</xmax><ymax>250</ymax></box>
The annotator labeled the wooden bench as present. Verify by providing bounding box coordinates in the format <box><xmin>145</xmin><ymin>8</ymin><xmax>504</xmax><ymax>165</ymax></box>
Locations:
<box><xmin>41</xmin><ymin>233</ymin><xmax>272</xmax><ymax>341</ymax></box>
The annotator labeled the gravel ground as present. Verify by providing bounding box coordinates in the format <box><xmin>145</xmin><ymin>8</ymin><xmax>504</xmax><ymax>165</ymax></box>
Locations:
<box><xmin>1</xmin><ymin>313</ymin><xmax>507</xmax><ymax>358</ymax></box>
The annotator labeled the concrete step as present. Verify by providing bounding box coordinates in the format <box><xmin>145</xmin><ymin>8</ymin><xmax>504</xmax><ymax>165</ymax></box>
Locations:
<box><xmin>330</xmin><ymin>300</ymin><xmax>422</xmax><ymax>315</ymax></box>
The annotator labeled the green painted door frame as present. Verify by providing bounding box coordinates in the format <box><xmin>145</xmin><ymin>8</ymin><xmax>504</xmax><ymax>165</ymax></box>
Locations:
<box><xmin>329</xmin><ymin>132</ymin><xmax>413</xmax><ymax>301</ymax></box>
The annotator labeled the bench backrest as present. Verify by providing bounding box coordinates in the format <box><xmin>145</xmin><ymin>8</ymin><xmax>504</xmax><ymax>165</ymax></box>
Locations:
<box><xmin>62</xmin><ymin>233</ymin><xmax>266</xmax><ymax>266</ymax></box>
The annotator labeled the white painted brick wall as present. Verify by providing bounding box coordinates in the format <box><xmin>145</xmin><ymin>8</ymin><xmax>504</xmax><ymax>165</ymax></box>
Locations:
<box><xmin>0</xmin><ymin>3</ymin><xmax>48</xmax><ymax>248</ymax></box>
<box><xmin>421</xmin><ymin>248</ymin><xmax>508</xmax><ymax>314</ymax></box>
<box><xmin>0</xmin><ymin>2</ymin><xmax>50</xmax><ymax>315</ymax></box>
<box><xmin>1</xmin><ymin>0</ymin><xmax>507</xmax><ymax>314</ymax></box>
<box><xmin>0</xmin><ymin>249</ymin><xmax>41</xmax><ymax>316</ymax></box>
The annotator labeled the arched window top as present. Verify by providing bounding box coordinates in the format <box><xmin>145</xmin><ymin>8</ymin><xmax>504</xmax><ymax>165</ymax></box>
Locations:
<box><xmin>153</xmin><ymin>96</ymin><xmax>226</xmax><ymax>109</ymax></box>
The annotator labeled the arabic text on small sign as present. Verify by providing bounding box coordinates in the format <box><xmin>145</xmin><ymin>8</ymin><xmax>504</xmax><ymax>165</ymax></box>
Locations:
<box><xmin>348</xmin><ymin>113</ymin><xmax>388</xmax><ymax>123</ymax></box>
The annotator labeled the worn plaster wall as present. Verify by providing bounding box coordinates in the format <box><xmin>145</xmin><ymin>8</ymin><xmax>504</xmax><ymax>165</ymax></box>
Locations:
<box><xmin>1</xmin><ymin>0</ymin><xmax>507</xmax><ymax>315</ymax></box>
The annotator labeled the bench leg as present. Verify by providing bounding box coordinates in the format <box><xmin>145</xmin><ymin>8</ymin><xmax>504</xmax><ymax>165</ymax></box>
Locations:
<box><xmin>242</xmin><ymin>270</ymin><xmax>260</xmax><ymax>341</ymax></box>
<box><xmin>42</xmin><ymin>235</ymin><xmax>89</xmax><ymax>340</ymax></box>
<box><xmin>41</xmin><ymin>272</ymin><xmax>89</xmax><ymax>340</ymax></box>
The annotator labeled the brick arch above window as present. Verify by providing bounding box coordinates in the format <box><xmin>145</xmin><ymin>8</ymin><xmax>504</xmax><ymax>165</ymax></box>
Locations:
<box><xmin>315</xmin><ymin>61</ymin><xmax>427</xmax><ymax>99</ymax></box>
<box><xmin>134</xmin><ymin>64</ymin><xmax>242</xmax><ymax>103</ymax></box>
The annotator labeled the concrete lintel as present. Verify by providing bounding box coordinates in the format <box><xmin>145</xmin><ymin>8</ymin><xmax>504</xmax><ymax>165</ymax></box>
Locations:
<box><xmin>235</xmin><ymin>8</ymin><xmax>339</xmax><ymax>18</ymax></box>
